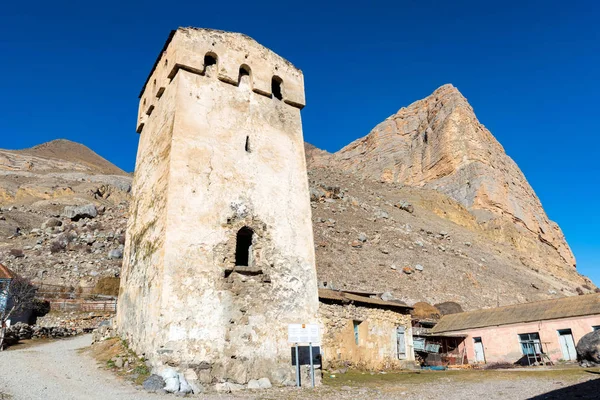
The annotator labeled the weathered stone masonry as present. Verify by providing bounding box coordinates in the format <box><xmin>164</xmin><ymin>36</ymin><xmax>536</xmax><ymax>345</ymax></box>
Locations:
<box><xmin>117</xmin><ymin>27</ymin><xmax>319</xmax><ymax>386</ymax></box>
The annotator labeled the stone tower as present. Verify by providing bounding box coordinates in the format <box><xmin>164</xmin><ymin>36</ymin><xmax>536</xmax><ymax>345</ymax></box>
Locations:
<box><xmin>117</xmin><ymin>27</ymin><xmax>320</xmax><ymax>385</ymax></box>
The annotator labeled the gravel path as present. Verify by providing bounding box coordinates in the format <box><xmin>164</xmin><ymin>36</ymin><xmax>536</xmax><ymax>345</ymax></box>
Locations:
<box><xmin>0</xmin><ymin>335</ymin><xmax>161</xmax><ymax>400</ymax></box>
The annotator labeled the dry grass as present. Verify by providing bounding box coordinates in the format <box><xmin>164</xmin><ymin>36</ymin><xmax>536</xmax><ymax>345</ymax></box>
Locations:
<box><xmin>92</xmin><ymin>277</ymin><xmax>120</xmax><ymax>296</ymax></box>
<box><xmin>86</xmin><ymin>337</ymin><xmax>150</xmax><ymax>386</ymax></box>
<box><xmin>323</xmin><ymin>366</ymin><xmax>600</xmax><ymax>388</ymax></box>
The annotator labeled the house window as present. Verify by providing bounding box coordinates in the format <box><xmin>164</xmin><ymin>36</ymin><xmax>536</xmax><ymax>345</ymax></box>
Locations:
<box><xmin>235</xmin><ymin>227</ymin><xmax>253</xmax><ymax>266</ymax></box>
<box><xmin>353</xmin><ymin>321</ymin><xmax>361</xmax><ymax>345</ymax></box>
<box><xmin>593</xmin><ymin>326</ymin><xmax>600</xmax><ymax>332</ymax></box>
<box><xmin>518</xmin><ymin>332</ymin><xmax>541</xmax><ymax>356</ymax></box>
<box><xmin>245</xmin><ymin>136</ymin><xmax>251</xmax><ymax>153</ymax></box>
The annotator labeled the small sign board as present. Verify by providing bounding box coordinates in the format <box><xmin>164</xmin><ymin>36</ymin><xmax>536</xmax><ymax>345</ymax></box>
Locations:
<box><xmin>425</xmin><ymin>343</ymin><xmax>441</xmax><ymax>353</ymax></box>
<box><xmin>288</xmin><ymin>324</ymin><xmax>320</xmax><ymax>344</ymax></box>
<box><xmin>413</xmin><ymin>338</ymin><xmax>426</xmax><ymax>351</ymax></box>
<box><xmin>291</xmin><ymin>345</ymin><xmax>322</xmax><ymax>366</ymax></box>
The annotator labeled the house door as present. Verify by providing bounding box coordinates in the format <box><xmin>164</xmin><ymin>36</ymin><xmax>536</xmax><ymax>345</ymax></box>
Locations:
<box><xmin>473</xmin><ymin>337</ymin><xmax>486</xmax><ymax>363</ymax></box>
<box><xmin>558</xmin><ymin>329</ymin><xmax>577</xmax><ymax>361</ymax></box>
<box><xmin>397</xmin><ymin>327</ymin><xmax>406</xmax><ymax>359</ymax></box>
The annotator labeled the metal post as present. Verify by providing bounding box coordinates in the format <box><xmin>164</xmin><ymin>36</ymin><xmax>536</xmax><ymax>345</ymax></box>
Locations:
<box><xmin>295</xmin><ymin>343</ymin><xmax>300</xmax><ymax>387</ymax></box>
<box><xmin>309</xmin><ymin>342</ymin><xmax>315</xmax><ymax>388</ymax></box>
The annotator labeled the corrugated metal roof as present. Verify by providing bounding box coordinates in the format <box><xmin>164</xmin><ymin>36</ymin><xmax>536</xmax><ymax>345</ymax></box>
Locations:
<box><xmin>318</xmin><ymin>288</ymin><xmax>412</xmax><ymax>311</ymax></box>
<box><xmin>0</xmin><ymin>263</ymin><xmax>15</xmax><ymax>280</ymax></box>
<box><xmin>432</xmin><ymin>294</ymin><xmax>600</xmax><ymax>333</ymax></box>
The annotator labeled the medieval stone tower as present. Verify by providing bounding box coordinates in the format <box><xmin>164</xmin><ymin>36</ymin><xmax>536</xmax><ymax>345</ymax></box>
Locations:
<box><xmin>117</xmin><ymin>27</ymin><xmax>320</xmax><ymax>385</ymax></box>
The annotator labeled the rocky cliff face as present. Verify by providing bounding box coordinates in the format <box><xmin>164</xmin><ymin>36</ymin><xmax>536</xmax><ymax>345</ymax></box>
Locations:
<box><xmin>331</xmin><ymin>84</ymin><xmax>575</xmax><ymax>268</ymax></box>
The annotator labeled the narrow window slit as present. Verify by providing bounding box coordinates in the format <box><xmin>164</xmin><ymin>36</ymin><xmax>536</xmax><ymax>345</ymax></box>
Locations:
<box><xmin>204</xmin><ymin>53</ymin><xmax>218</xmax><ymax>77</ymax></box>
<box><xmin>245</xmin><ymin>136</ymin><xmax>251</xmax><ymax>153</ymax></box>
<box><xmin>271</xmin><ymin>76</ymin><xmax>283</xmax><ymax>100</ymax></box>
<box><xmin>235</xmin><ymin>227</ymin><xmax>253</xmax><ymax>266</ymax></box>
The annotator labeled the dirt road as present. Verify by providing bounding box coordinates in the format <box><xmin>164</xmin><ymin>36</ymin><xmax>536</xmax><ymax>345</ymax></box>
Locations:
<box><xmin>0</xmin><ymin>335</ymin><xmax>160</xmax><ymax>400</ymax></box>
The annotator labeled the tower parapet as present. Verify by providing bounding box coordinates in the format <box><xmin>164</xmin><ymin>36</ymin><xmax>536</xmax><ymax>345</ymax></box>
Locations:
<box><xmin>137</xmin><ymin>28</ymin><xmax>305</xmax><ymax>133</ymax></box>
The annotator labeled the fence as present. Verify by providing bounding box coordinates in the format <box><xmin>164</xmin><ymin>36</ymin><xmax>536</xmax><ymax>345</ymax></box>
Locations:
<box><xmin>32</xmin><ymin>282</ymin><xmax>95</xmax><ymax>300</ymax></box>
<box><xmin>48</xmin><ymin>299</ymin><xmax>117</xmax><ymax>313</ymax></box>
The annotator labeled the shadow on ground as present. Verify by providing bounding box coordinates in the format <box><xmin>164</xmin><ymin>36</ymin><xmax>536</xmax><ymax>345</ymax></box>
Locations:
<box><xmin>528</xmin><ymin>372</ymin><xmax>600</xmax><ymax>399</ymax></box>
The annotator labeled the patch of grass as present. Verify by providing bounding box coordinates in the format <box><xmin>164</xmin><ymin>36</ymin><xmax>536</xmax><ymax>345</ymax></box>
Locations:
<box><xmin>106</xmin><ymin>359</ymin><xmax>116</xmax><ymax>368</ymax></box>
<box><xmin>134</xmin><ymin>364</ymin><xmax>151</xmax><ymax>386</ymax></box>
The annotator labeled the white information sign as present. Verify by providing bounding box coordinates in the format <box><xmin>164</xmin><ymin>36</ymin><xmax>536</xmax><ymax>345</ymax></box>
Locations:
<box><xmin>288</xmin><ymin>324</ymin><xmax>320</xmax><ymax>344</ymax></box>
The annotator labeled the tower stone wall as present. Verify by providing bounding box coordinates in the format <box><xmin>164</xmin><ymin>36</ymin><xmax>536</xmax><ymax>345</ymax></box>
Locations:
<box><xmin>117</xmin><ymin>27</ymin><xmax>320</xmax><ymax>385</ymax></box>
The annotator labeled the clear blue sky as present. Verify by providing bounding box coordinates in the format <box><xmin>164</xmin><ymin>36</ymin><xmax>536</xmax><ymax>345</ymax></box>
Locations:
<box><xmin>1</xmin><ymin>1</ymin><xmax>598</xmax><ymax>283</ymax></box>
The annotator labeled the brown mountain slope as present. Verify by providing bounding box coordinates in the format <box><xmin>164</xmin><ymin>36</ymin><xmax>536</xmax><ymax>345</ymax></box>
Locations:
<box><xmin>14</xmin><ymin>139</ymin><xmax>128</xmax><ymax>176</ymax></box>
<box><xmin>330</xmin><ymin>84</ymin><xmax>574</xmax><ymax>268</ymax></box>
<box><xmin>0</xmin><ymin>140</ymin><xmax>132</xmax><ymax>214</ymax></box>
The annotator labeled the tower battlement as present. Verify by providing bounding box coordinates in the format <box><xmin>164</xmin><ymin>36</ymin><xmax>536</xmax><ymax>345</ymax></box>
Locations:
<box><xmin>137</xmin><ymin>27</ymin><xmax>306</xmax><ymax>133</ymax></box>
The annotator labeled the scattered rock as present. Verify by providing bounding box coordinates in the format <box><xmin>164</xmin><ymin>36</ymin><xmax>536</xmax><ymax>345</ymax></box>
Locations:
<box><xmin>395</xmin><ymin>201</ymin><xmax>414</xmax><ymax>214</ymax></box>
<box><xmin>381</xmin><ymin>292</ymin><xmax>394</xmax><ymax>301</ymax></box>
<box><xmin>178</xmin><ymin>373</ymin><xmax>192</xmax><ymax>394</ymax></box>
<box><xmin>247</xmin><ymin>379</ymin><xmax>261</xmax><ymax>390</ymax></box>
<box><xmin>164</xmin><ymin>376</ymin><xmax>180</xmax><ymax>393</ymax></box>
<box><xmin>257</xmin><ymin>377</ymin><xmax>272</xmax><ymax>388</ymax></box>
<box><xmin>143</xmin><ymin>375</ymin><xmax>165</xmax><ymax>392</ymax></box>
<box><xmin>415</xmin><ymin>264</ymin><xmax>424</xmax><ymax>272</ymax></box>
<box><xmin>215</xmin><ymin>382</ymin><xmax>245</xmax><ymax>392</ymax></box>
<box><xmin>63</xmin><ymin>204</ymin><xmax>98</xmax><ymax>221</ymax></box>
<box><xmin>402</xmin><ymin>266</ymin><xmax>413</xmax><ymax>274</ymax></box>
<box><xmin>358</xmin><ymin>232</ymin><xmax>367</xmax><ymax>242</ymax></box>
<box><xmin>41</xmin><ymin>218</ymin><xmax>62</xmax><ymax>229</ymax></box>
<box><xmin>108</xmin><ymin>248</ymin><xmax>123</xmax><ymax>259</ymax></box>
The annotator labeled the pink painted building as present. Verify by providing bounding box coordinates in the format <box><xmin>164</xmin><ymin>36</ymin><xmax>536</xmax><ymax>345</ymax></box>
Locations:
<box><xmin>431</xmin><ymin>294</ymin><xmax>600</xmax><ymax>365</ymax></box>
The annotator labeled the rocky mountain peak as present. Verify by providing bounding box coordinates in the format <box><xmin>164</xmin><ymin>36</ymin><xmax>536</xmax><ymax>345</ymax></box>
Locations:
<box><xmin>319</xmin><ymin>85</ymin><xmax>575</xmax><ymax>269</ymax></box>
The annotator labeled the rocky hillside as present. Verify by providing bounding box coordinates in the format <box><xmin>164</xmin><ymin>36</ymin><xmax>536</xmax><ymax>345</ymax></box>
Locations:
<box><xmin>0</xmin><ymin>140</ymin><xmax>131</xmax><ymax>287</ymax></box>
<box><xmin>0</xmin><ymin>90</ymin><xmax>594</xmax><ymax>309</ymax></box>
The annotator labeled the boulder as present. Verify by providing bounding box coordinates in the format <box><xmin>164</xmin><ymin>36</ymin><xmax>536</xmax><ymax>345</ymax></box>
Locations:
<box><xmin>63</xmin><ymin>204</ymin><xmax>98</xmax><ymax>221</ymax></box>
<box><xmin>41</xmin><ymin>218</ymin><xmax>62</xmax><ymax>229</ymax></box>
<box><xmin>247</xmin><ymin>379</ymin><xmax>261</xmax><ymax>389</ymax></box>
<box><xmin>257</xmin><ymin>377</ymin><xmax>272</xmax><ymax>389</ymax></box>
<box><xmin>577</xmin><ymin>330</ymin><xmax>600</xmax><ymax>366</ymax></box>
<box><xmin>142</xmin><ymin>375</ymin><xmax>165</xmax><ymax>392</ymax></box>
<box><xmin>163</xmin><ymin>377</ymin><xmax>179</xmax><ymax>393</ymax></box>
<box><xmin>178</xmin><ymin>373</ymin><xmax>192</xmax><ymax>394</ymax></box>
<box><xmin>435</xmin><ymin>301</ymin><xmax>464</xmax><ymax>315</ymax></box>
<box><xmin>108</xmin><ymin>248</ymin><xmax>123</xmax><ymax>260</ymax></box>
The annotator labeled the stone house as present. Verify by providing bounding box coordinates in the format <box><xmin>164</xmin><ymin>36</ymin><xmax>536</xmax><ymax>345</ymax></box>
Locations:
<box><xmin>117</xmin><ymin>27</ymin><xmax>319</xmax><ymax>386</ymax></box>
<box><xmin>0</xmin><ymin>263</ymin><xmax>31</xmax><ymax>326</ymax></box>
<box><xmin>0</xmin><ymin>263</ymin><xmax>14</xmax><ymax>321</ymax></box>
<box><xmin>431</xmin><ymin>294</ymin><xmax>600</xmax><ymax>365</ymax></box>
<box><xmin>318</xmin><ymin>289</ymin><xmax>415</xmax><ymax>370</ymax></box>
